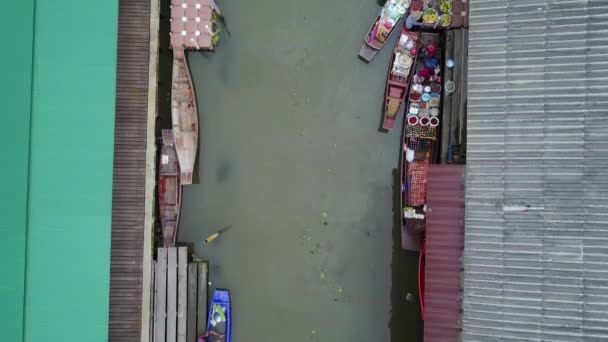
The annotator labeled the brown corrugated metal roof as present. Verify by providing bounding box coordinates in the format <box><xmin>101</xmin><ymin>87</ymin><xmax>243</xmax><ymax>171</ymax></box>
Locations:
<box><xmin>424</xmin><ymin>164</ymin><xmax>465</xmax><ymax>342</ymax></box>
<box><xmin>109</xmin><ymin>0</ymin><xmax>150</xmax><ymax>340</ymax></box>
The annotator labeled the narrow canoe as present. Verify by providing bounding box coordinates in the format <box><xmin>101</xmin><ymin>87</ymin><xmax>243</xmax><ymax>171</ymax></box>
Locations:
<box><xmin>358</xmin><ymin>0</ymin><xmax>410</xmax><ymax>63</ymax></box>
<box><xmin>382</xmin><ymin>28</ymin><xmax>419</xmax><ymax>130</ymax></box>
<box><xmin>206</xmin><ymin>289</ymin><xmax>231</xmax><ymax>342</ymax></box>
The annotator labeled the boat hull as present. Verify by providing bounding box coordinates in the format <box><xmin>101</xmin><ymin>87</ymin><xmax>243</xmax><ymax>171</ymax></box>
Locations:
<box><xmin>171</xmin><ymin>48</ymin><xmax>199</xmax><ymax>185</ymax></box>
<box><xmin>358</xmin><ymin>2</ymin><xmax>408</xmax><ymax>63</ymax></box>
<box><xmin>400</xmin><ymin>32</ymin><xmax>441</xmax><ymax>251</ymax></box>
<box><xmin>158</xmin><ymin>129</ymin><xmax>182</xmax><ymax>247</ymax></box>
<box><xmin>206</xmin><ymin>289</ymin><xmax>231</xmax><ymax>342</ymax></box>
<box><xmin>358</xmin><ymin>43</ymin><xmax>380</xmax><ymax>63</ymax></box>
<box><xmin>418</xmin><ymin>240</ymin><xmax>426</xmax><ymax>320</ymax></box>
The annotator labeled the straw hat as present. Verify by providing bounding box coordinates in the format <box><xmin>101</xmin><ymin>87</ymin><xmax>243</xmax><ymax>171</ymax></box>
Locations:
<box><xmin>397</xmin><ymin>54</ymin><xmax>413</xmax><ymax>68</ymax></box>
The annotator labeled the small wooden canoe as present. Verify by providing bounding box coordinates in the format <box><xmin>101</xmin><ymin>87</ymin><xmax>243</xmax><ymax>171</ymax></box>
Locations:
<box><xmin>358</xmin><ymin>0</ymin><xmax>410</xmax><ymax>63</ymax></box>
<box><xmin>382</xmin><ymin>29</ymin><xmax>419</xmax><ymax>130</ymax></box>
<box><xmin>158</xmin><ymin>129</ymin><xmax>182</xmax><ymax>247</ymax></box>
<box><xmin>171</xmin><ymin>47</ymin><xmax>199</xmax><ymax>185</ymax></box>
<box><xmin>206</xmin><ymin>289</ymin><xmax>231</xmax><ymax>342</ymax></box>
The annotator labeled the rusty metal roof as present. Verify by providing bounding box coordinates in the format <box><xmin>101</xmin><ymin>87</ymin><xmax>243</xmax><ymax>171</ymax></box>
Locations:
<box><xmin>463</xmin><ymin>0</ymin><xmax>608</xmax><ymax>340</ymax></box>
<box><xmin>425</xmin><ymin>164</ymin><xmax>465</xmax><ymax>342</ymax></box>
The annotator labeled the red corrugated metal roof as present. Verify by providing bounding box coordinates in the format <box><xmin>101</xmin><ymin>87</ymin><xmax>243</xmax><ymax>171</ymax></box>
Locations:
<box><xmin>424</xmin><ymin>164</ymin><xmax>465</xmax><ymax>342</ymax></box>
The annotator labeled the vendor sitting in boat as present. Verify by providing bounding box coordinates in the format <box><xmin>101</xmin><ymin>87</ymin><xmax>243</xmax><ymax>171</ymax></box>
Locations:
<box><xmin>405</xmin><ymin>11</ymin><xmax>423</xmax><ymax>30</ymax></box>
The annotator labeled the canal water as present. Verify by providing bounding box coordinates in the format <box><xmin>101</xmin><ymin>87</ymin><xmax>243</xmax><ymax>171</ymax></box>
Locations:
<box><xmin>174</xmin><ymin>0</ymin><xmax>422</xmax><ymax>340</ymax></box>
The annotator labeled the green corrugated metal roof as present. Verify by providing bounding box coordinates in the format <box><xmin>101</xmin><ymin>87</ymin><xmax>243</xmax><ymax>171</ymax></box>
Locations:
<box><xmin>0</xmin><ymin>1</ymin><xmax>118</xmax><ymax>341</ymax></box>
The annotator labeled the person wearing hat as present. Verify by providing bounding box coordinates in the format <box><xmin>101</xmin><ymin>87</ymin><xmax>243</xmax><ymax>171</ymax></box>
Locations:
<box><xmin>406</xmin><ymin>10</ymin><xmax>423</xmax><ymax>30</ymax></box>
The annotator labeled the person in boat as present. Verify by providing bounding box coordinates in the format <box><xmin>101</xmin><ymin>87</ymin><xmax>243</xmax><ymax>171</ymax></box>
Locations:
<box><xmin>197</xmin><ymin>331</ymin><xmax>225</xmax><ymax>342</ymax></box>
<box><xmin>405</xmin><ymin>11</ymin><xmax>423</xmax><ymax>30</ymax></box>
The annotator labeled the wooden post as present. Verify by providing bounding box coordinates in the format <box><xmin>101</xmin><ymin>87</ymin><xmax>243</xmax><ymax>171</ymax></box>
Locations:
<box><xmin>154</xmin><ymin>248</ymin><xmax>168</xmax><ymax>342</ymax></box>
<box><xmin>177</xmin><ymin>248</ymin><xmax>187</xmax><ymax>342</ymax></box>
<box><xmin>167</xmin><ymin>248</ymin><xmax>178</xmax><ymax>342</ymax></box>
<box><xmin>196</xmin><ymin>262</ymin><xmax>208</xmax><ymax>337</ymax></box>
<box><xmin>187</xmin><ymin>264</ymin><xmax>198</xmax><ymax>342</ymax></box>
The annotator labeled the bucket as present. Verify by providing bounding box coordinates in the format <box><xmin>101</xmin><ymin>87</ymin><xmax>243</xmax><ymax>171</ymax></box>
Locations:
<box><xmin>408</xmin><ymin>115</ymin><xmax>419</xmax><ymax>126</ymax></box>
<box><xmin>429</xmin><ymin>117</ymin><xmax>439</xmax><ymax>127</ymax></box>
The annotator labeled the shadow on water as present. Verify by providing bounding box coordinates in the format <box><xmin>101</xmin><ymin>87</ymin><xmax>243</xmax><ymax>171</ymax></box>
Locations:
<box><xmin>390</xmin><ymin>168</ymin><xmax>423</xmax><ymax>342</ymax></box>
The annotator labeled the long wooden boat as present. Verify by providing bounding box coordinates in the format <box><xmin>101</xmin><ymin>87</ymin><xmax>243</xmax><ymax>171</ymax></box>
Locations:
<box><xmin>358</xmin><ymin>0</ymin><xmax>410</xmax><ymax>63</ymax></box>
<box><xmin>158</xmin><ymin>129</ymin><xmax>182</xmax><ymax>247</ymax></box>
<box><xmin>206</xmin><ymin>289</ymin><xmax>231</xmax><ymax>342</ymax></box>
<box><xmin>171</xmin><ymin>47</ymin><xmax>199</xmax><ymax>185</ymax></box>
<box><xmin>400</xmin><ymin>32</ymin><xmax>441</xmax><ymax>251</ymax></box>
<box><xmin>382</xmin><ymin>28</ymin><xmax>419</xmax><ymax>130</ymax></box>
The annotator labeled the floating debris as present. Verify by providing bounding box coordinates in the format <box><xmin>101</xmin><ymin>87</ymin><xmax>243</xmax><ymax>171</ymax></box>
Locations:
<box><xmin>338</xmin><ymin>287</ymin><xmax>343</xmax><ymax>293</ymax></box>
<box><xmin>320</xmin><ymin>272</ymin><xmax>326</xmax><ymax>279</ymax></box>
<box><xmin>405</xmin><ymin>292</ymin><xmax>415</xmax><ymax>303</ymax></box>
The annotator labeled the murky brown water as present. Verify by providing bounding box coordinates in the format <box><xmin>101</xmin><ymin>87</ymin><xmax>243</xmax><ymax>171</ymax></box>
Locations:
<box><xmin>173</xmin><ymin>0</ymin><xmax>422</xmax><ymax>340</ymax></box>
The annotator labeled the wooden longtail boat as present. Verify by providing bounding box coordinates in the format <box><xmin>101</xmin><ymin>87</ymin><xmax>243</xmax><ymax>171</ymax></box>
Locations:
<box><xmin>358</xmin><ymin>0</ymin><xmax>410</xmax><ymax>63</ymax></box>
<box><xmin>206</xmin><ymin>289</ymin><xmax>231</xmax><ymax>342</ymax></box>
<box><xmin>400</xmin><ymin>32</ymin><xmax>441</xmax><ymax>251</ymax></box>
<box><xmin>171</xmin><ymin>48</ymin><xmax>199</xmax><ymax>185</ymax></box>
<box><xmin>158</xmin><ymin>129</ymin><xmax>182</xmax><ymax>247</ymax></box>
<box><xmin>382</xmin><ymin>29</ymin><xmax>419</xmax><ymax>130</ymax></box>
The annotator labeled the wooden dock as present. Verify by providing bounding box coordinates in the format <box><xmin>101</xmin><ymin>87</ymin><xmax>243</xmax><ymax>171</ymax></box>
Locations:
<box><xmin>153</xmin><ymin>247</ymin><xmax>208</xmax><ymax>342</ymax></box>
<box><xmin>109</xmin><ymin>0</ymin><xmax>159</xmax><ymax>340</ymax></box>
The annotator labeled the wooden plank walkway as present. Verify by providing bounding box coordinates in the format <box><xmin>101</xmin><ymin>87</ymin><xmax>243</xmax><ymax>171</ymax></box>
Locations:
<box><xmin>154</xmin><ymin>247</ymin><xmax>208</xmax><ymax>342</ymax></box>
<box><xmin>154</xmin><ymin>249</ymin><xmax>168</xmax><ymax>342</ymax></box>
<box><xmin>108</xmin><ymin>0</ymin><xmax>152</xmax><ymax>340</ymax></box>
<box><xmin>196</xmin><ymin>263</ymin><xmax>208</xmax><ymax>337</ymax></box>
<box><xmin>178</xmin><ymin>249</ymin><xmax>188</xmax><ymax>342</ymax></box>
<box><xmin>186</xmin><ymin>264</ymin><xmax>198</xmax><ymax>342</ymax></box>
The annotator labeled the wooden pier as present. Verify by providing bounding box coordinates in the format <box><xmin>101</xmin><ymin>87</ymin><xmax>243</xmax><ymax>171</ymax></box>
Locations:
<box><xmin>153</xmin><ymin>247</ymin><xmax>208</xmax><ymax>342</ymax></box>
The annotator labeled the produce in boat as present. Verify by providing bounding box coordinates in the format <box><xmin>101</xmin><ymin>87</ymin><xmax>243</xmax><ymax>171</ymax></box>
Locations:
<box><xmin>359</xmin><ymin>0</ymin><xmax>411</xmax><ymax>63</ymax></box>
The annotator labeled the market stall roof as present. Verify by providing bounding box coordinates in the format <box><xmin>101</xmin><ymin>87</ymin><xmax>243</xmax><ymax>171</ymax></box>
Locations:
<box><xmin>424</xmin><ymin>165</ymin><xmax>464</xmax><ymax>342</ymax></box>
<box><xmin>170</xmin><ymin>0</ymin><xmax>214</xmax><ymax>50</ymax></box>
<box><xmin>463</xmin><ymin>0</ymin><xmax>608</xmax><ymax>340</ymax></box>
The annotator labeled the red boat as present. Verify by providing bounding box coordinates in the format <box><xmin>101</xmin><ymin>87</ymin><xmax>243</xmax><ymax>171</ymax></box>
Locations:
<box><xmin>158</xmin><ymin>129</ymin><xmax>182</xmax><ymax>247</ymax></box>
<box><xmin>382</xmin><ymin>29</ymin><xmax>418</xmax><ymax>130</ymax></box>
<box><xmin>171</xmin><ymin>48</ymin><xmax>199</xmax><ymax>185</ymax></box>
<box><xmin>418</xmin><ymin>239</ymin><xmax>426</xmax><ymax>320</ymax></box>
<box><xmin>358</xmin><ymin>0</ymin><xmax>410</xmax><ymax>63</ymax></box>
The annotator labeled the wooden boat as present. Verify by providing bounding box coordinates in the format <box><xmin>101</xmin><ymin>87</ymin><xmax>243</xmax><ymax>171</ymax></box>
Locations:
<box><xmin>358</xmin><ymin>0</ymin><xmax>410</xmax><ymax>63</ymax></box>
<box><xmin>382</xmin><ymin>29</ymin><xmax>419</xmax><ymax>130</ymax></box>
<box><xmin>400</xmin><ymin>32</ymin><xmax>441</xmax><ymax>251</ymax></box>
<box><xmin>171</xmin><ymin>47</ymin><xmax>199</xmax><ymax>185</ymax></box>
<box><xmin>418</xmin><ymin>239</ymin><xmax>426</xmax><ymax>320</ymax></box>
<box><xmin>158</xmin><ymin>129</ymin><xmax>182</xmax><ymax>247</ymax></box>
<box><xmin>206</xmin><ymin>289</ymin><xmax>231</xmax><ymax>342</ymax></box>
